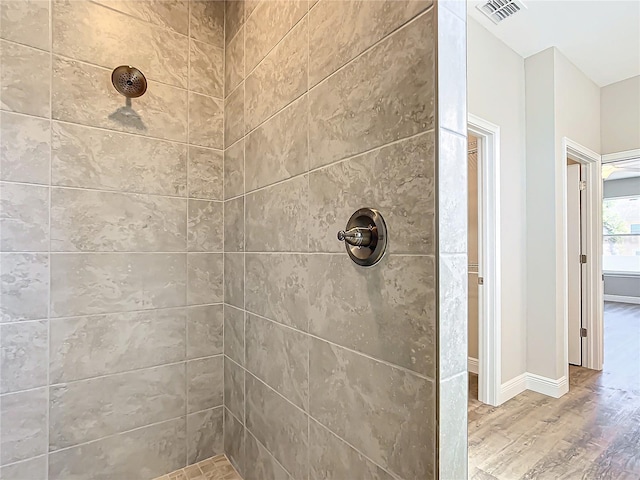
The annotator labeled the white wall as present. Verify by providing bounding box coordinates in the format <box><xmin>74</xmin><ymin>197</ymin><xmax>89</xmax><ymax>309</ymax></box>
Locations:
<box><xmin>601</xmin><ymin>75</ymin><xmax>640</xmax><ymax>154</ymax></box>
<box><xmin>468</xmin><ymin>19</ymin><xmax>527</xmax><ymax>383</ymax></box>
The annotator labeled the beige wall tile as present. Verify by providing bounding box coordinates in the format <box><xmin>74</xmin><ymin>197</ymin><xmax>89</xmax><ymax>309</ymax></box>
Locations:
<box><xmin>0</xmin><ymin>0</ymin><xmax>50</xmax><ymax>50</ymax></box>
<box><xmin>225</xmin><ymin>26</ymin><xmax>244</xmax><ymax>97</ymax></box>
<box><xmin>190</xmin><ymin>39</ymin><xmax>224</xmax><ymax>98</ymax></box>
<box><xmin>224</xmin><ymin>197</ymin><xmax>244</xmax><ymax>252</ymax></box>
<box><xmin>224</xmin><ymin>140</ymin><xmax>244</xmax><ymax>199</ymax></box>
<box><xmin>224</xmin><ymin>252</ymin><xmax>244</xmax><ymax>309</ymax></box>
<box><xmin>244</xmin><ymin>430</ymin><xmax>292</xmax><ymax>480</ymax></box>
<box><xmin>0</xmin><ymin>388</ymin><xmax>48</xmax><ymax>464</ymax></box>
<box><xmin>189</xmin><ymin>92</ymin><xmax>223</xmax><ymax>149</ymax></box>
<box><xmin>224</xmin><ymin>408</ymin><xmax>245</xmax><ymax>475</ymax></box>
<box><xmin>188</xmin><ymin>199</ymin><xmax>223</xmax><ymax>252</ymax></box>
<box><xmin>224</xmin><ymin>305</ymin><xmax>245</xmax><ymax>367</ymax></box>
<box><xmin>187</xmin><ymin>304</ymin><xmax>224</xmax><ymax>359</ymax></box>
<box><xmin>224</xmin><ymin>85</ymin><xmax>244</xmax><ymax>148</ymax></box>
<box><xmin>187</xmin><ymin>355</ymin><xmax>224</xmax><ymax>412</ymax></box>
<box><xmin>0</xmin><ymin>253</ymin><xmax>49</xmax><ymax>323</ymax></box>
<box><xmin>93</xmin><ymin>0</ymin><xmax>189</xmax><ymax>35</ymax></box>
<box><xmin>190</xmin><ymin>0</ymin><xmax>224</xmax><ymax>47</ymax></box>
<box><xmin>0</xmin><ymin>111</ymin><xmax>50</xmax><ymax>185</ymax></box>
<box><xmin>0</xmin><ymin>182</ymin><xmax>49</xmax><ymax>252</ymax></box>
<box><xmin>0</xmin><ymin>321</ymin><xmax>48</xmax><ymax>393</ymax></box>
<box><xmin>0</xmin><ymin>454</ymin><xmax>47</xmax><ymax>480</ymax></box>
<box><xmin>187</xmin><ymin>406</ymin><xmax>224</xmax><ymax>464</ymax></box>
<box><xmin>187</xmin><ymin>252</ymin><xmax>223</xmax><ymax>305</ymax></box>
<box><xmin>224</xmin><ymin>357</ymin><xmax>245</xmax><ymax>421</ymax></box>
<box><xmin>225</xmin><ymin>0</ymin><xmax>245</xmax><ymax>46</ymax></box>
<box><xmin>188</xmin><ymin>146</ymin><xmax>223</xmax><ymax>200</ymax></box>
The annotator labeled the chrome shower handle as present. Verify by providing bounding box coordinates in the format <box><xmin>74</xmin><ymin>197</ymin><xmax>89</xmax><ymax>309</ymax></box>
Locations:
<box><xmin>337</xmin><ymin>226</ymin><xmax>373</xmax><ymax>247</ymax></box>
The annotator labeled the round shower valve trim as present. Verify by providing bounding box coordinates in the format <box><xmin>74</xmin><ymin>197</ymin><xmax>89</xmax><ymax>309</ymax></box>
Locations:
<box><xmin>337</xmin><ymin>208</ymin><xmax>387</xmax><ymax>267</ymax></box>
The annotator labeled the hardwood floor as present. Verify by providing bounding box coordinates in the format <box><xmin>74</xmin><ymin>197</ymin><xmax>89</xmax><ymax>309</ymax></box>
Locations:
<box><xmin>468</xmin><ymin>302</ymin><xmax>640</xmax><ymax>480</ymax></box>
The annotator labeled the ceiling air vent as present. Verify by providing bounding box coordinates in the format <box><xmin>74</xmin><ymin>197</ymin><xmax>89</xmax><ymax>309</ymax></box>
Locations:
<box><xmin>477</xmin><ymin>0</ymin><xmax>527</xmax><ymax>24</ymax></box>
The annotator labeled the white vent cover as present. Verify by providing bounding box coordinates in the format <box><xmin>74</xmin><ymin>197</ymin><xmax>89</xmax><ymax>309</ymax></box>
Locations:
<box><xmin>477</xmin><ymin>0</ymin><xmax>527</xmax><ymax>24</ymax></box>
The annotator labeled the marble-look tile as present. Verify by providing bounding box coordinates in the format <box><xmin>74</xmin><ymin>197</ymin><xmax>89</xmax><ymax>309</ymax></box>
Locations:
<box><xmin>0</xmin><ymin>0</ymin><xmax>49</xmax><ymax>49</ymax></box>
<box><xmin>224</xmin><ymin>408</ymin><xmax>245</xmax><ymax>475</ymax></box>
<box><xmin>189</xmin><ymin>93</ymin><xmax>224</xmax><ymax>149</ymax></box>
<box><xmin>224</xmin><ymin>197</ymin><xmax>244</xmax><ymax>252</ymax></box>
<box><xmin>0</xmin><ymin>182</ymin><xmax>49</xmax><ymax>251</ymax></box>
<box><xmin>309</xmin><ymin>419</ymin><xmax>395</xmax><ymax>480</ymax></box>
<box><xmin>438</xmin><ymin>6</ymin><xmax>467</xmax><ymax>136</ymax></box>
<box><xmin>50</xmin><ymin>188</ymin><xmax>187</xmax><ymax>252</ymax></box>
<box><xmin>190</xmin><ymin>0</ymin><xmax>224</xmax><ymax>47</ymax></box>
<box><xmin>225</xmin><ymin>25</ymin><xmax>244</xmax><ymax>97</ymax></box>
<box><xmin>0</xmin><ymin>253</ymin><xmax>49</xmax><ymax>323</ymax></box>
<box><xmin>224</xmin><ymin>140</ymin><xmax>244</xmax><ymax>199</ymax></box>
<box><xmin>0</xmin><ymin>387</ymin><xmax>48</xmax><ymax>464</ymax></box>
<box><xmin>187</xmin><ymin>253</ymin><xmax>223</xmax><ymax>305</ymax></box>
<box><xmin>246</xmin><ymin>314</ymin><xmax>308</xmax><ymax>410</ymax></box>
<box><xmin>224</xmin><ymin>356</ymin><xmax>245</xmax><ymax>422</ymax></box>
<box><xmin>187</xmin><ymin>406</ymin><xmax>224</xmax><ymax>464</ymax></box>
<box><xmin>188</xmin><ymin>199</ymin><xmax>223</xmax><ymax>252</ymax></box>
<box><xmin>49</xmin><ymin>363</ymin><xmax>186</xmax><ymax>450</ymax></box>
<box><xmin>309</xmin><ymin>12</ymin><xmax>434</xmax><ymax>168</ymax></box>
<box><xmin>0</xmin><ymin>111</ymin><xmax>50</xmax><ymax>184</ymax></box>
<box><xmin>225</xmin><ymin>0</ymin><xmax>245</xmax><ymax>45</ymax></box>
<box><xmin>244</xmin><ymin>431</ymin><xmax>291</xmax><ymax>480</ymax></box>
<box><xmin>93</xmin><ymin>0</ymin><xmax>189</xmax><ymax>35</ymax></box>
<box><xmin>245</xmin><ymin>0</ymin><xmax>259</xmax><ymax>20</ymax></box>
<box><xmin>309</xmin><ymin>132</ymin><xmax>435</xmax><ymax>254</ymax></box>
<box><xmin>244</xmin><ymin>0</ymin><xmax>307</xmax><ymax>72</ymax></box>
<box><xmin>187</xmin><ymin>304</ymin><xmax>224</xmax><ymax>359</ymax></box>
<box><xmin>309</xmin><ymin>254</ymin><xmax>435</xmax><ymax>377</ymax></box>
<box><xmin>245</xmin><ymin>95</ymin><xmax>308</xmax><ymax>191</ymax></box>
<box><xmin>439</xmin><ymin>372</ymin><xmax>468</xmax><ymax>480</ymax></box>
<box><xmin>187</xmin><ymin>355</ymin><xmax>224</xmax><ymax>413</ymax></box>
<box><xmin>309</xmin><ymin>339</ymin><xmax>435</xmax><ymax>479</ymax></box>
<box><xmin>50</xmin><ymin>253</ymin><xmax>186</xmax><ymax>317</ymax></box>
<box><xmin>224</xmin><ymin>252</ymin><xmax>244</xmax><ymax>309</ymax></box>
<box><xmin>309</xmin><ymin>0</ymin><xmax>430</xmax><ymax>86</ymax></box>
<box><xmin>245</xmin><ymin>18</ymin><xmax>307</xmax><ymax>131</ymax></box>
<box><xmin>50</xmin><ymin>309</ymin><xmax>186</xmax><ymax>383</ymax></box>
<box><xmin>224</xmin><ymin>305</ymin><xmax>244</xmax><ymax>366</ymax></box>
<box><xmin>52</xmin><ymin>121</ymin><xmax>187</xmax><ymax>196</ymax></box>
<box><xmin>0</xmin><ymin>41</ymin><xmax>50</xmax><ymax>118</ymax></box>
<box><xmin>245</xmin><ymin>374</ymin><xmax>307</xmax><ymax>479</ymax></box>
<box><xmin>224</xmin><ymin>85</ymin><xmax>244</xmax><ymax>148</ymax></box>
<box><xmin>190</xmin><ymin>39</ymin><xmax>224</xmax><ymax>98</ymax></box>
<box><xmin>245</xmin><ymin>253</ymin><xmax>307</xmax><ymax>331</ymax></box>
<box><xmin>245</xmin><ymin>175</ymin><xmax>308</xmax><ymax>252</ymax></box>
<box><xmin>188</xmin><ymin>146</ymin><xmax>223</xmax><ymax>200</ymax></box>
<box><xmin>0</xmin><ymin>454</ymin><xmax>47</xmax><ymax>480</ymax></box>
<box><xmin>53</xmin><ymin>0</ymin><xmax>188</xmax><ymax>88</ymax></box>
<box><xmin>440</xmin><ymin>254</ymin><xmax>468</xmax><ymax>379</ymax></box>
<box><xmin>438</xmin><ymin>128</ymin><xmax>467</xmax><ymax>254</ymax></box>
<box><xmin>0</xmin><ymin>321</ymin><xmax>47</xmax><ymax>393</ymax></box>
<box><xmin>52</xmin><ymin>57</ymin><xmax>188</xmax><ymax>142</ymax></box>
<box><xmin>48</xmin><ymin>417</ymin><xmax>186</xmax><ymax>480</ymax></box>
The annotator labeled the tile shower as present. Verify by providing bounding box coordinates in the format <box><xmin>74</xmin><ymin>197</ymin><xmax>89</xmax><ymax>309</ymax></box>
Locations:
<box><xmin>0</xmin><ymin>0</ymin><xmax>467</xmax><ymax>479</ymax></box>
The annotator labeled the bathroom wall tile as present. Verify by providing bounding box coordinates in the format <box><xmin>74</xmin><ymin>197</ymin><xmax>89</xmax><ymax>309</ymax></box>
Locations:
<box><xmin>224</xmin><ymin>85</ymin><xmax>244</xmax><ymax>147</ymax></box>
<box><xmin>438</xmin><ymin>128</ymin><xmax>467</xmax><ymax>254</ymax></box>
<box><xmin>225</xmin><ymin>25</ymin><xmax>244</xmax><ymax>97</ymax></box>
<box><xmin>439</xmin><ymin>254</ymin><xmax>468</xmax><ymax>378</ymax></box>
<box><xmin>187</xmin><ymin>355</ymin><xmax>224</xmax><ymax>413</ymax></box>
<box><xmin>224</xmin><ymin>252</ymin><xmax>244</xmax><ymax>309</ymax></box>
<box><xmin>224</xmin><ymin>305</ymin><xmax>244</xmax><ymax>366</ymax></box>
<box><xmin>190</xmin><ymin>0</ymin><xmax>224</xmax><ymax>47</ymax></box>
<box><xmin>440</xmin><ymin>0</ymin><xmax>466</xmax><ymax>19</ymax></box>
<box><xmin>0</xmin><ymin>454</ymin><xmax>47</xmax><ymax>480</ymax></box>
<box><xmin>245</xmin><ymin>254</ymin><xmax>308</xmax><ymax>331</ymax></box>
<box><xmin>53</xmin><ymin>0</ymin><xmax>188</xmax><ymax>88</ymax></box>
<box><xmin>439</xmin><ymin>372</ymin><xmax>468</xmax><ymax>480</ymax></box>
<box><xmin>244</xmin><ymin>431</ymin><xmax>292</xmax><ymax>480</ymax></box>
<box><xmin>50</xmin><ymin>253</ymin><xmax>186</xmax><ymax>317</ymax></box>
<box><xmin>52</xmin><ymin>57</ymin><xmax>188</xmax><ymax>142</ymax></box>
<box><xmin>224</xmin><ymin>140</ymin><xmax>244</xmax><ymax>199</ymax></box>
<box><xmin>244</xmin><ymin>0</ymin><xmax>307</xmax><ymax>72</ymax></box>
<box><xmin>93</xmin><ymin>0</ymin><xmax>189</xmax><ymax>35</ymax></box>
<box><xmin>48</xmin><ymin>417</ymin><xmax>186</xmax><ymax>480</ymax></box>
<box><xmin>245</xmin><ymin>18</ymin><xmax>307</xmax><ymax>131</ymax></box>
<box><xmin>187</xmin><ymin>304</ymin><xmax>224</xmax><ymax>359</ymax></box>
<box><xmin>50</xmin><ymin>309</ymin><xmax>186</xmax><ymax>383</ymax></box>
<box><xmin>0</xmin><ymin>387</ymin><xmax>48</xmax><ymax>464</ymax></box>
<box><xmin>190</xmin><ymin>39</ymin><xmax>224</xmax><ymax>98</ymax></box>
<box><xmin>224</xmin><ymin>408</ymin><xmax>245</xmax><ymax>475</ymax></box>
<box><xmin>0</xmin><ymin>182</ymin><xmax>49</xmax><ymax>251</ymax></box>
<box><xmin>245</xmin><ymin>373</ymin><xmax>307</xmax><ymax>479</ymax></box>
<box><xmin>309</xmin><ymin>419</ymin><xmax>395</xmax><ymax>480</ymax></box>
<box><xmin>189</xmin><ymin>92</ymin><xmax>224</xmax><ymax>149</ymax></box>
<box><xmin>0</xmin><ymin>0</ymin><xmax>50</xmax><ymax>50</ymax></box>
<box><xmin>50</xmin><ymin>188</ymin><xmax>187</xmax><ymax>252</ymax></box>
<box><xmin>188</xmin><ymin>146</ymin><xmax>223</xmax><ymax>200</ymax></box>
<box><xmin>0</xmin><ymin>321</ymin><xmax>47</xmax><ymax>393</ymax></box>
<box><xmin>49</xmin><ymin>363</ymin><xmax>186</xmax><ymax>450</ymax></box>
<box><xmin>187</xmin><ymin>406</ymin><xmax>224</xmax><ymax>464</ymax></box>
<box><xmin>309</xmin><ymin>132</ymin><xmax>435</xmax><ymax>254</ymax></box>
<box><xmin>188</xmin><ymin>199</ymin><xmax>223</xmax><ymax>252</ymax></box>
<box><xmin>245</xmin><ymin>175</ymin><xmax>308</xmax><ymax>252</ymax></box>
<box><xmin>309</xmin><ymin>0</ymin><xmax>430</xmax><ymax>86</ymax></box>
<box><xmin>245</xmin><ymin>95</ymin><xmax>308</xmax><ymax>191</ymax></box>
<box><xmin>309</xmin><ymin>339</ymin><xmax>434</xmax><ymax>479</ymax></box>
<box><xmin>224</xmin><ymin>356</ymin><xmax>245</xmax><ymax>422</ymax></box>
<box><xmin>0</xmin><ymin>41</ymin><xmax>50</xmax><ymax>118</ymax></box>
<box><xmin>245</xmin><ymin>0</ymin><xmax>259</xmax><ymax>20</ymax></box>
<box><xmin>308</xmin><ymin>254</ymin><xmax>435</xmax><ymax>378</ymax></box>
<box><xmin>225</xmin><ymin>0</ymin><xmax>245</xmax><ymax>46</ymax></box>
<box><xmin>309</xmin><ymin>12</ymin><xmax>434</xmax><ymax>168</ymax></box>
<box><xmin>246</xmin><ymin>314</ymin><xmax>308</xmax><ymax>410</ymax></box>
<box><xmin>0</xmin><ymin>111</ymin><xmax>50</xmax><ymax>185</ymax></box>
<box><xmin>0</xmin><ymin>253</ymin><xmax>49</xmax><ymax>323</ymax></box>
<box><xmin>187</xmin><ymin>253</ymin><xmax>223</xmax><ymax>305</ymax></box>
<box><xmin>52</xmin><ymin>121</ymin><xmax>186</xmax><ymax>196</ymax></box>
<box><xmin>224</xmin><ymin>197</ymin><xmax>244</xmax><ymax>252</ymax></box>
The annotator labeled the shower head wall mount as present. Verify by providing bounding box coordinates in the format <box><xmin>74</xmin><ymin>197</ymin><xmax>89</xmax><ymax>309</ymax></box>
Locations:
<box><xmin>111</xmin><ymin>65</ymin><xmax>147</xmax><ymax>98</ymax></box>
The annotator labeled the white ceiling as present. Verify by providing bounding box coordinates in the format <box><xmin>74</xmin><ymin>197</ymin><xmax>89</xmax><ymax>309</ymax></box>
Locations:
<box><xmin>468</xmin><ymin>0</ymin><xmax>640</xmax><ymax>87</ymax></box>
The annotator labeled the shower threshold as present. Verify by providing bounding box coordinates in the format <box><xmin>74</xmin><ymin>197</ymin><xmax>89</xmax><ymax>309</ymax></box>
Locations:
<box><xmin>152</xmin><ymin>454</ymin><xmax>242</xmax><ymax>480</ymax></box>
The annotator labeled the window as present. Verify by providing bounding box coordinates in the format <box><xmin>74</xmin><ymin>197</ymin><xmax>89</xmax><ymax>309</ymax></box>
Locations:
<box><xmin>603</xmin><ymin>196</ymin><xmax>640</xmax><ymax>274</ymax></box>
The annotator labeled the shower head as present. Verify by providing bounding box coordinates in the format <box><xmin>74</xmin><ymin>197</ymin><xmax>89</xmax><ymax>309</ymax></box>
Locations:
<box><xmin>111</xmin><ymin>65</ymin><xmax>147</xmax><ymax>98</ymax></box>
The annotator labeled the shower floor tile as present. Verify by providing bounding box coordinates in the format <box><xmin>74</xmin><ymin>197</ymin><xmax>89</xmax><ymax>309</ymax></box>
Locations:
<box><xmin>153</xmin><ymin>454</ymin><xmax>242</xmax><ymax>480</ymax></box>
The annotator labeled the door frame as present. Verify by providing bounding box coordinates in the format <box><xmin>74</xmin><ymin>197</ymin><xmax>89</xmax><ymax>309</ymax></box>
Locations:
<box><xmin>468</xmin><ymin>114</ymin><xmax>501</xmax><ymax>406</ymax></box>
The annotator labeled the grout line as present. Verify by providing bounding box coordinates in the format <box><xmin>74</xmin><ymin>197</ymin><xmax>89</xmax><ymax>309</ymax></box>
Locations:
<box><xmin>306</xmin><ymin>6</ymin><xmax>311</xmax><ymax>478</ymax></box>
<box><xmin>186</xmin><ymin>2</ymin><xmax>192</xmax><ymax>465</ymax></box>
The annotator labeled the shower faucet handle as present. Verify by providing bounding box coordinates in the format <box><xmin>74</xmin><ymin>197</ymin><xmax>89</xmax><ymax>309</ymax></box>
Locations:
<box><xmin>337</xmin><ymin>226</ymin><xmax>373</xmax><ymax>247</ymax></box>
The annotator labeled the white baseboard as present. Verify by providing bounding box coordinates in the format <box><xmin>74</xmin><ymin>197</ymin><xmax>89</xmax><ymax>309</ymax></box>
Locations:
<box><xmin>604</xmin><ymin>294</ymin><xmax>640</xmax><ymax>305</ymax></box>
<box><xmin>498</xmin><ymin>373</ymin><xmax>528</xmax><ymax>405</ymax></box>
<box><xmin>526</xmin><ymin>373</ymin><xmax>568</xmax><ymax>398</ymax></box>
<box><xmin>468</xmin><ymin>357</ymin><xmax>479</xmax><ymax>375</ymax></box>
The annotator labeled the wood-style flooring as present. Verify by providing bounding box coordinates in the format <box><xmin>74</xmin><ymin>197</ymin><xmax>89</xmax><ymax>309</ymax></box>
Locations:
<box><xmin>468</xmin><ymin>302</ymin><xmax>640</xmax><ymax>480</ymax></box>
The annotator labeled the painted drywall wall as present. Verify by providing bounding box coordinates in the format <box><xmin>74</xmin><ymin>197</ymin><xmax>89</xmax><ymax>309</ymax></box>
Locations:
<box><xmin>601</xmin><ymin>75</ymin><xmax>640</xmax><ymax>154</ymax></box>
